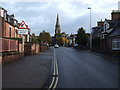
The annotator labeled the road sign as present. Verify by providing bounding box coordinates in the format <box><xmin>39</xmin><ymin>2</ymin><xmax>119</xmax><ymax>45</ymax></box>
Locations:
<box><xmin>18</xmin><ymin>20</ymin><xmax>28</xmax><ymax>29</ymax></box>
<box><xmin>18</xmin><ymin>21</ymin><xmax>29</xmax><ymax>57</ymax></box>
<box><xmin>18</xmin><ymin>21</ymin><xmax>29</xmax><ymax>35</ymax></box>
<box><xmin>18</xmin><ymin>29</ymin><xmax>28</xmax><ymax>35</ymax></box>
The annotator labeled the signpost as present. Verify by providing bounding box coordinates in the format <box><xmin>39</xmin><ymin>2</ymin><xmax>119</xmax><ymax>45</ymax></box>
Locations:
<box><xmin>18</xmin><ymin>29</ymin><xmax>28</xmax><ymax>35</ymax></box>
<box><xmin>18</xmin><ymin>20</ymin><xmax>29</xmax><ymax>57</ymax></box>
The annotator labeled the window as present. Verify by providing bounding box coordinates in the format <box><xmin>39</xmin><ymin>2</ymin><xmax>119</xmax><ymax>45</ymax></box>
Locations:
<box><xmin>112</xmin><ymin>38</ymin><xmax>120</xmax><ymax>50</ymax></box>
<box><xmin>105</xmin><ymin>24</ymin><xmax>106</xmax><ymax>31</ymax></box>
<box><xmin>9</xmin><ymin>27</ymin><xmax>11</xmax><ymax>37</ymax></box>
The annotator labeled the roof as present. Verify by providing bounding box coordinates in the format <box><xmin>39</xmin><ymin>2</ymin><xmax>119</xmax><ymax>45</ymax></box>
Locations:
<box><xmin>92</xmin><ymin>26</ymin><xmax>103</xmax><ymax>34</ymax></box>
<box><xmin>108</xmin><ymin>22</ymin><xmax>120</xmax><ymax>37</ymax></box>
<box><xmin>105</xmin><ymin>18</ymin><xmax>120</xmax><ymax>26</ymax></box>
<box><xmin>104</xmin><ymin>18</ymin><xmax>120</xmax><ymax>31</ymax></box>
<box><xmin>0</xmin><ymin>6</ymin><xmax>6</xmax><ymax>11</ymax></box>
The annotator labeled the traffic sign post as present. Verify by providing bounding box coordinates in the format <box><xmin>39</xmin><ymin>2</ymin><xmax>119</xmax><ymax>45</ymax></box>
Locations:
<box><xmin>22</xmin><ymin>35</ymin><xmax>25</xmax><ymax>57</ymax></box>
<box><xmin>18</xmin><ymin>20</ymin><xmax>29</xmax><ymax>57</ymax></box>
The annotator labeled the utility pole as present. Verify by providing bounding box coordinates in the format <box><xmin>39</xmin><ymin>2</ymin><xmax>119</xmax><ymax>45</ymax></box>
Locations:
<box><xmin>88</xmin><ymin>7</ymin><xmax>92</xmax><ymax>51</ymax></box>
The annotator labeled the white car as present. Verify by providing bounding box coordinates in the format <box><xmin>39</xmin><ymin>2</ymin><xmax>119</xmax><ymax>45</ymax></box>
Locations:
<box><xmin>54</xmin><ymin>44</ymin><xmax>59</xmax><ymax>48</ymax></box>
<box><xmin>74</xmin><ymin>44</ymin><xmax>79</xmax><ymax>48</ymax></box>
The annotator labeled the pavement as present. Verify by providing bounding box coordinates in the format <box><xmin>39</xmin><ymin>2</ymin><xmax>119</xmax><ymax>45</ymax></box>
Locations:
<box><xmin>55</xmin><ymin>47</ymin><xmax>119</xmax><ymax>88</ymax></box>
<box><xmin>2</xmin><ymin>47</ymin><xmax>53</xmax><ymax>89</ymax></box>
<box><xmin>87</xmin><ymin>51</ymin><xmax>120</xmax><ymax>62</ymax></box>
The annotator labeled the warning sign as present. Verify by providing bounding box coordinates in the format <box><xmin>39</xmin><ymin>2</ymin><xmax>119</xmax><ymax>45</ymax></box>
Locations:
<box><xmin>18</xmin><ymin>21</ymin><xmax>29</xmax><ymax>35</ymax></box>
<box><xmin>18</xmin><ymin>21</ymin><xmax>28</xmax><ymax>29</ymax></box>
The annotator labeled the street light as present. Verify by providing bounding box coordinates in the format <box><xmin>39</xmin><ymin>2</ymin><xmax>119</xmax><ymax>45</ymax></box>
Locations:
<box><xmin>88</xmin><ymin>7</ymin><xmax>92</xmax><ymax>51</ymax></box>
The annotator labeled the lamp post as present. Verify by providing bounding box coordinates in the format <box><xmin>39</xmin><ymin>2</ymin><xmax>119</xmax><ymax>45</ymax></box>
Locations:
<box><xmin>88</xmin><ymin>7</ymin><xmax>92</xmax><ymax>51</ymax></box>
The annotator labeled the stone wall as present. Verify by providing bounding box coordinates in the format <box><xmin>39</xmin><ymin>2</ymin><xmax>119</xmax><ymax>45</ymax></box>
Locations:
<box><xmin>2</xmin><ymin>54</ymin><xmax>22</xmax><ymax>64</ymax></box>
<box><xmin>1</xmin><ymin>43</ymin><xmax>49</xmax><ymax>64</ymax></box>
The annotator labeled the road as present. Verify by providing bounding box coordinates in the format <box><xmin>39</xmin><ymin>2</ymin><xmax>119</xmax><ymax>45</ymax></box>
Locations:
<box><xmin>55</xmin><ymin>47</ymin><xmax>118</xmax><ymax>88</ymax></box>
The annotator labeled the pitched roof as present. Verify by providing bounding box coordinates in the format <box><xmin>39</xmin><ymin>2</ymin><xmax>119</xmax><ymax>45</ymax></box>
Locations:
<box><xmin>108</xmin><ymin>22</ymin><xmax>120</xmax><ymax>37</ymax></box>
<box><xmin>0</xmin><ymin>6</ymin><xmax>7</xmax><ymax>11</ymax></box>
<box><xmin>92</xmin><ymin>26</ymin><xmax>103</xmax><ymax>34</ymax></box>
<box><xmin>106</xmin><ymin>18</ymin><xmax>120</xmax><ymax>26</ymax></box>
<box><xmin>104</xmin><ymin>18</ymin><xmax>120</xmax><ymax>31</ymax></box>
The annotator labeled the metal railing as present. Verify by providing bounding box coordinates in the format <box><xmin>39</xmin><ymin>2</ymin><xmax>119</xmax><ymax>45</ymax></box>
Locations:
<box><xmin>0</xmin><ymin>38</ymin><xmax>18</xmax><ymax>52</ymax></box>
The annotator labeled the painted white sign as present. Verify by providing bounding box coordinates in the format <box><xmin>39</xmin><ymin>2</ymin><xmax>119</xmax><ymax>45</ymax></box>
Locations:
<box><xmin>18</xmin><ymin>29</ymin><xmax>28</xmax><ymax>35</ymax></box>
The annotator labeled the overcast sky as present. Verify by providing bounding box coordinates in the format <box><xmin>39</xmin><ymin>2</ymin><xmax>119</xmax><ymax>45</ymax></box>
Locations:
<box><xmin>0</xmin><ymin>0</ymin><xmax>119</xmax><ymax>36</ymax></box>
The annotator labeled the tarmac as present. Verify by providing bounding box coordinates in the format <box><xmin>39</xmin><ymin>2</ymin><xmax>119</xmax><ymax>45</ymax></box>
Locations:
<box><xmin>2</xmin><ymin>47</ymin><xmax>53</xmax><ymax>89</ymax></box>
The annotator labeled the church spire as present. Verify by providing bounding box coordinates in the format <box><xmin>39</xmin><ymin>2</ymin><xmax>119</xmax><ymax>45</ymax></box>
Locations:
<box><xmin>55</xmin><ymin>14</ymin><xmax>61</xmax><ymax>35</ymax></box>
<box><xmin>56</xmin><ymin>14</ymin><xmax>59</xmax><ymax>25</ymax></box>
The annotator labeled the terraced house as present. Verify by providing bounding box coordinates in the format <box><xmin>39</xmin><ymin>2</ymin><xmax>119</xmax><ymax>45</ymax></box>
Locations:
<box><xmin>92</xmin><ymin>9</ymin><xmax>120</xmax><ymax>58</ymax></box>
<box><xmin>0</xmin><ymin>6</ymin><xmax>31</xmax><ymax>63</ymax></box>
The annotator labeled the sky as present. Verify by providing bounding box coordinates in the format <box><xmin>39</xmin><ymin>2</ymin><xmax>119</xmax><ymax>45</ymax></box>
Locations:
<box><xmin>0</xmin><ymin>0</ymin><xmax>119</xmax><ymax>36</ymax></box>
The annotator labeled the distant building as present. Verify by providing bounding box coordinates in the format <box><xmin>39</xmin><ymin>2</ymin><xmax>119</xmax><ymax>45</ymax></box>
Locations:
<box><xmin>67</xmin><ymin>34</ymin><xmax>76</xmax><ymax>47</ymax></box>
<box><xmin>52</xmin><ymin>14</ymin><xmax>61</xmax><ymax>45</ymax></box>
<box><xmin>55</xmin><ymin>14</ymin><xmax>61</xmax><ymax>37</ymax></box>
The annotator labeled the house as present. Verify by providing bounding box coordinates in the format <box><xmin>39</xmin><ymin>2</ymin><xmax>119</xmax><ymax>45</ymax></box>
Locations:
<box><xmin>0</xmin><ymin>6</ymin><xmax>31</xmax><ymax>54</ymax></box>
<box><xmin>67</xmin><ymin>34</ymin><xmax>76</xmax><ymax>47</ymax></box>
<box><xmin>107</xmin><ymin>22</ymin><xmax>120</xmax><ymax>57</ymax></box>
<box><xmin>0</xmin><ymin>6</ymin><xmax>31</xmax><ymax>42</ymax></box>
<box><xmin>92</xmin><ymin>9</ymin><xmax>120</xmax><ymax>57</ymax></box>
<box><xmin>92</xmin><ymin>20</ymin><xmax>104</xmax><ymax>38</ymax></box>
<box><xmin>0</xmin><ymin>6</ymin><xmax>22</xmax><ymax>38</ymax></box>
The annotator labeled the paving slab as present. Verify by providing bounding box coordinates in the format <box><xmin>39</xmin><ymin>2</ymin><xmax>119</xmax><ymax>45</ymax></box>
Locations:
<box><xmin>2</xmin><ymin>48</ymin><xmax>53</xmax><ymax>88</ymax></box>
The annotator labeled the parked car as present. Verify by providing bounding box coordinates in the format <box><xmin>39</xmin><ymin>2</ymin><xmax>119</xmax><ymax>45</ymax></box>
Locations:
<box><xmin>54</xmin><ymin>44</ymin><xmax>59</xmax><ymax>48</ymax></box>
<box><xmin>73</xmin><ymin>44</ymin><xmax>79</xmax><ymax>48</ymax></box>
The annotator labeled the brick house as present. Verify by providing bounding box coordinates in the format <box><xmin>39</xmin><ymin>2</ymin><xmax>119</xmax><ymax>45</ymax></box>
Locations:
<box><xmin>0</xmin><ymin>6</ymin><xmax>31</xmax><ymax>54</ymax></box>
<box><xmin>92</xmin><ymin>10</ymin><xmax>120</xmax><ymax>57</ymax></box>
<box><xmin>0</xmin><ymin>6</ymin><xmax>22</xmax><ymax>38</ymax></box>
<box><xmin>107</xmin><ymin>22</ymin><xmax>120</xmax><ymax>57</ymax></box>
<box><xmin>0</xmin><ymin>6</ymin><xmax>31</xmax><ymax>41</ymax></box>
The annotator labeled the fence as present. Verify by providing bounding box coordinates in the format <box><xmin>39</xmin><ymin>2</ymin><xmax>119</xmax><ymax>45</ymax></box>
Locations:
<box><xmin>0</xmin><ymin>38</ymin><xmax>18</xmax><ymax>52</ymax></box>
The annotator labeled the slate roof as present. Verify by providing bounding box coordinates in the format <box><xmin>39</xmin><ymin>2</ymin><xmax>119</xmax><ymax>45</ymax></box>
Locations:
<box><xmin>0</xmin><ymin>6</ymin><xmax>6</xmax><ymax>11</ymax></box>
<box><xmin>105</xmin><ymin>18</ymin><xmax>120</xmax><ymax>29</ymax></box>
<box><xmin>108</xmin><ymin>22</ymin><xmax>120</xmax><ymax>37</ymax></box>
<box><xmin>92</xmin><ymin>26</ymin><xmax>103</xmax><ymax>34</ymax></box>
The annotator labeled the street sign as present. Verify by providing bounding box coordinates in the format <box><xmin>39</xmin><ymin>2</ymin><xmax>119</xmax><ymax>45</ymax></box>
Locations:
<box><xmin>18</xmin><ymin>20</ymin><xmax>28</xmax><ymax>29</ymax></box>
<box><xmin>18</xmin><ymin>20</ymin><xmax>29</xmax><ymax>57</ymax></box>
<box><xmin>18</xmin><ymin>21</ymin><xmax>29</xmax><ymax>35</ymax></box>
<box><xmin>18</xmin><ymin>29</ymin><xmax>28</xmax><ymax>34</ymax></box>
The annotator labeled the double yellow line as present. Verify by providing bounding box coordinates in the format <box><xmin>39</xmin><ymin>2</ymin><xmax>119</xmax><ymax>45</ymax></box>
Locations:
<box><xmin>48</xmin><ymin>48</ymin><xmax>59</xmax><ymax>90</ymax></box>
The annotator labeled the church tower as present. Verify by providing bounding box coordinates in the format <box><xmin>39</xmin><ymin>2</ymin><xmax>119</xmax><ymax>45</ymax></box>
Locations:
<box><xmin>55</xmin><ymin>14</ymin><xmax>61</xmax><ymax>36</ymax></box>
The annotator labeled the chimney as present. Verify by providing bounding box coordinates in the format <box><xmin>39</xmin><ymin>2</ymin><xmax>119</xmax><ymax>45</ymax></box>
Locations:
<box><xmin>97</xmin><ymin>19</ymin><xmax>104</xmax><ymax>27</ymax></box>
<box><xmin>111</xmin><ymin>10</ymin><xmax>120</xmax><ymax>20</ymax></box>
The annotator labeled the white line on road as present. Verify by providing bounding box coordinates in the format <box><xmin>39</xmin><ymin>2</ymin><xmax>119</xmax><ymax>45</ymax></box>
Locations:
<box><xmin>53</xmin><ymin>77</ymin><xmax>59</xmax><ymax>89</ymax></box>
<box><xmin>48</xmin><ymin>48</ymin><xmax>59</xmax><ymax>90</ymax></box>
<box><xmin>48</xmin><ymin>77</ymin><xmax>55</xmax><ymax>89</ymax></box>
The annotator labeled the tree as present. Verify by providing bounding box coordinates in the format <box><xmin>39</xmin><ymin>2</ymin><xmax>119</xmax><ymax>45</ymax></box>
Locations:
<box><xmin>31</xmin><ymin>33</ymin><xmax>39</xmax><ymax>43</ymax></box>
<box><xmin>57</xmin><ymin>37</ymin><xmax>69</xmax><ymax>46</ymax></box>
<box><xmin>38</xmin><ymin>30</ymin><xmax>51</xmax><ymax>44</ymax></box>
<box><xmin>75</xmin><ymin>27</ymin><xmax>87</xmax><ymax>46</ymax></box>
<box><xmin>57</xmin><ymin>37</ymin><xmax>63</xmax><ymax>46</ymax></box>
<box><xmin>55</xmin><ymin>32</ymin><xmax>69</xmax><ymax>46</ymax></box>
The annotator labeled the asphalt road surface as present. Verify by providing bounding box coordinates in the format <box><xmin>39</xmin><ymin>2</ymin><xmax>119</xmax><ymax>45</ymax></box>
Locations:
<box><xmin>55</xmin><ymin>47</ymin><xmax>119</xmax><ymax>88</ymax></box>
